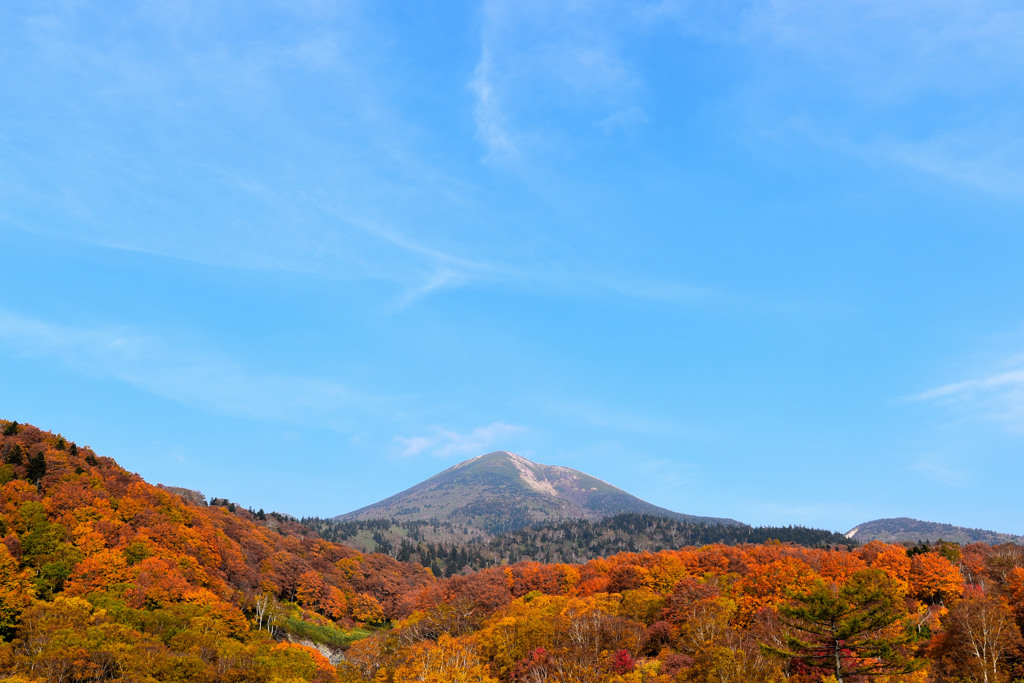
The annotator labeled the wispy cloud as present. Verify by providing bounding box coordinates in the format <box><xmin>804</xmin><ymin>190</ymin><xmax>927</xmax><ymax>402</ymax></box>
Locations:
<box><xmin>469</xmin><ymin>0</ymin><xmax>647</xmax><ymax>162</ymax></box>
<box><xmin>909</xmin><ymin>455</ymin><xmax>970</xmax><ymax>488</ymax></box>
<box><xmin>0</xmin><ymin>310</ymin><xmax>369</xmax><ymax>426</ymax></box>
<box><xmin>773</xmin><ymin>1</ymin><xmax>1024</xmax><ymax>197</ymax></box>
<box><xmin>4</xmin><ymin>0</ymin><xmax>495</xmax><ymax>305</ymax></box>
<box><xmin>389</xmin><ymin>269</ymin><xmax>468</xmax><ymax>311</ymax></box>
<box><xmin>875</xmin><ymin>127</ymin><xmax>1024</xmax><ymax>198</ymax></box>
<box><xmin>648</xmin><ymin>0</ymin><xmax>1024</xmax><ymax>198</ymax></box>
<box><xmin>912</xmin><ymin>367</ymin><xmax>1024</xmax><ymax>432</ymax></box>
<box><xmin>4</xmin><ymin>1</ymin><xmax>791</xmax><ymax>317</ymax></box>
<box><xmin>742</xmin><ymin>0</ymin><xmax>1024</xmax><ymax>94</ymax></box>
<box><xmin>470</xmin><ymin>48</ymin><xmax>520</xmax><ymax>161</ymax></box>
<box><xmin>395</xmin><ymin>421</ymin><xmax>526</xmax><ymax>458</ymax></box>
<box><xmin>916</xmin><ymin>369</ymin><xmax>1024</xmax><ymax>402</ymax></box>
<box><xmin>541</xmin><ymin>398</ymin><xmax>706</xmax><ymax>439</ymax></box>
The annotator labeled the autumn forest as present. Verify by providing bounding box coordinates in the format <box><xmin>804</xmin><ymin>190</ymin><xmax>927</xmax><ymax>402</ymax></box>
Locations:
<box><xmin>1</xmin><ymin>420</ymin><xmax>1023</xmax><ymax>683</ymax></box>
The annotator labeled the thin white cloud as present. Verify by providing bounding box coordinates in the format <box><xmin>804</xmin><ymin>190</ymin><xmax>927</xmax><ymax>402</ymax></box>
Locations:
<box><xmin>5</xmin><ymin>1</ymin><xmax>789</xmax><ymax>315</ymax></box>
<box><xmin>5</xmin><ymin>0</ymin><xmax>494</xmax><ymax>304</ymax></box>
<box><xmin>913</xmin><ymin>367</ymin><xmax>1024</xmax><ymax>432</ymax></box>
<box><xmin>395</xmin><ymin>421</ymin><xmax>526</xmax><ymax>458</ymax></box>
<box><xmin>909</xmin><ymin>455</ymin><xmax>970</xmax><ymax>488</ymax></box>
<box><xmin>341</xmin><ymin>214</ymin><xmax>491</xmax><ymax>274</ymax></box>
<box><xmin>0</xmin><ymin>310</ymin><xmax>369</xmax><ymax>426</ymax></box>
<box><xmin>470</xmin><ymin>48</ymin><xmax>520</xmax><ymax>161</ymax></box>
<box><xmin>876</xmin><ymin>128</ymin><xmax>1024</xmax><ymax>198</ymax></box>
<box><xmin>469</xmin><ymin>0</ymin><xmax>647</xmax><ymax>161</ymax></box>
<box><xmin>647</xmin><ymin>0</ymin><xmax>1024</xmax><ymax>198</ymax></box>
<box><xmin>743</xmin><ymin>0</ymin><xmax>1024</xmax><ymax>93</ymax></box>
<box><xmin>763</xmin><ymin>1</ymin><xmax>1024</xmax><ymax>197</ymax></box>
<box><xmin>916</xmin><ymin>369</ymin><xmax>1024</xmax><ymax>402</ymax></box>
<box><xmin>389</xmin><ymin>269</ymin><xmax>468</xmax><ymax>311</ymax></box>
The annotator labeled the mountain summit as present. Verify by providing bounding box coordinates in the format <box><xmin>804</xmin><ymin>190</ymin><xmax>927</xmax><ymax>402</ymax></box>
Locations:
<box><xmin>337</xmin><ymin>450</ymin><xmax>738</xmax><ymax>534</ymax></box>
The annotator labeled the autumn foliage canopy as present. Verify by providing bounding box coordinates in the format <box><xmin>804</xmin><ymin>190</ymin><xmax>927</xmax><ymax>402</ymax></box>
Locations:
<box><xmin>1</xmin><ymin>420</ymin><xmax>1023</xmax><ymax>683</ymax></box>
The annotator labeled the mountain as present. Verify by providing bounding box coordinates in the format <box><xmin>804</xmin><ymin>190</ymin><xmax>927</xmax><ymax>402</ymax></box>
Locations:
<box><xmin>845</xmin><ymin>517</ymin><xmax>1024</xmax><ymax>545</ymax></box>
<box><xmin>336</xmin><ymin>450</ymin><xmax>740</xmax><ymax>534</ymax></box>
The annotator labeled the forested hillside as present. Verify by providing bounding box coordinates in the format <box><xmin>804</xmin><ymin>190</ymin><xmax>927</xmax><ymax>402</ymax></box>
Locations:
<box><xmin>3</xmin><ymin>419</ymin><xmax>1024</xmax><ymax>683</ymax></box>
<box><xmin>334</xmin><ymin>535</ymin><xmax>1024</xmax><ymax>683</ymax></box>
<box><xmin>848</xmin><ymin>517</ymin><xmax>1024</xmax><ymax>545</ymax></box>
<box><xmin>304</xmin><ymin>515</ymin><xmax>852</xmax><ymax>575</ymax></box>
<box><xmin>0</xmin><ymin>420</ymin><xmax>431</xmax><ymax>681</ymax></box>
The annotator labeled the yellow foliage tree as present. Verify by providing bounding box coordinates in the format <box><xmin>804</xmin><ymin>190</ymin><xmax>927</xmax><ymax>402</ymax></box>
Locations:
<box><xmin>393</xmin><ymin>633</ymin><xmax>497</xmax><ymax>683</ymax></box>
<box><xmin>0</xmin><ymin>542</ymin><xmax>34</xmax><ymax>639</ymax></box>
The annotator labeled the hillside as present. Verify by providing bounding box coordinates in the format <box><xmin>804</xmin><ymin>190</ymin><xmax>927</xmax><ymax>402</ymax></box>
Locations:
<box><xmin>337</xmin><ymin>450</ymin><xmax>739</xmax><ymax>533</ymax></box>
<box><xmin>0</xmin><ymin>419</ymin><xmax>432</xmax><ymax>680</ymax></box>
<box><xmin>846</xmin><ymin>517</ymin><xmax>1024</xmax><ymax>545</ymax></box>
<box><xmin>337</xmin><ymin>526</ymin><xmax>1020</xmax><ymax>683</ymax></box>
<box><xmin>306</xmin><ymin>514</ymin><xmax>853</xmax><ymax>575</ymax></box>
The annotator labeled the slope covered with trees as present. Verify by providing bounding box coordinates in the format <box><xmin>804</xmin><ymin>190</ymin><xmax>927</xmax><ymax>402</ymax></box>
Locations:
<box><xmin>339</xmin><ymin>538</ymin><xmax>1024</xmax><ymax>683</ymax></box>
<box><xmin>0</xmin><ymin>420</ymin><xmax>432</xmax><ymax>681</ymax></box>
<box><xmin>3</xmin><ymin>419</ymin><xmax>1024</xmax><ymax>683</ymax></box>
<box><xmin>304</xmin><ymin>515</ymin><xmax>852</xmax><ymax>575</ymax></box>
<box><xmin>848</xmin><ymin>518</ymin><xmax>1024</xmax><ymax>546</ymax></box>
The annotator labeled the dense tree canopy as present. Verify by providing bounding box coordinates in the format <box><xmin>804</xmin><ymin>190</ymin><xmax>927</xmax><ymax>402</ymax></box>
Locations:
<box><xmin>0</xmin><ymin>421</ymin><xmax>430</xmax><ymax>681</ymax></box>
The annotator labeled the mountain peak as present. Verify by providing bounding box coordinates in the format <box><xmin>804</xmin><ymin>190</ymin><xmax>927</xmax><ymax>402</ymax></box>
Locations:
<box><xmin>337</xmin><ymin>451</ymin><xmax>737</xmax><ymax>534</ymax></box>
<box><xmin>453</xmin><ymin>450</ymin><xmax>518</xmax><ymax>467</ymax></box>
<box><xmin>450</xmin><ymin>451</ymin><xmax>562</xmax><ymax>497</ymax></box>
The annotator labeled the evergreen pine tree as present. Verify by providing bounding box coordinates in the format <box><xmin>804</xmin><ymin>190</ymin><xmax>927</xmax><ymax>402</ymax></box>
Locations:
<box><xmin>5</xmin><ymin>444</ymin><xmax>23</xmax><ymax>465</ymax></box>
<box><xmin>763</xmin><ymin>569</ymin><xmax>922</xmax><ymax>682</ymax></box>
<box><xmin>26</xmin><ymin>452</ymin><xmax>46</xmax><ymax>485</ymax></box>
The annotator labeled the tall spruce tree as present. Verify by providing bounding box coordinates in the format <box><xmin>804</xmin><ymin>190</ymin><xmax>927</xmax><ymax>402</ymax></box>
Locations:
<box><xmin>4</xmin><ymin>444</ymin><xmax>23</xmax><ymax>465</ymax></box>
<box><xmin>26</xmin><ymin>452</ymin><xmax>46</xmax><ymax>485</ymax></box>
<box><xmin>763</xmin><ymin>568</ymin><xmax>921</xmax><ymax>682</ymax></box>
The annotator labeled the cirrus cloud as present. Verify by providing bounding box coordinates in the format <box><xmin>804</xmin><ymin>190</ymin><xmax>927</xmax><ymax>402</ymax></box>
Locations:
<box><xmin>395</xmin><ymin>421</ymin><xmax>527</xmax><ymax>458</ymax></box>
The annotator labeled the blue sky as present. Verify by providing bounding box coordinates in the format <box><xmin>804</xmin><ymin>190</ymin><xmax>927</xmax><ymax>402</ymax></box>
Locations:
<box><xmin>3</xmin><ymin>0</ymin><xmax>1024</xmax><ymax>533</ymax></box>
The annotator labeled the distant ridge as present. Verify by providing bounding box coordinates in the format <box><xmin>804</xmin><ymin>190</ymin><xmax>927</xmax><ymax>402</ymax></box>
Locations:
<box><xmin>337</xmin><ymin>450</ymin><xmax>739</xmax><ymax>534</ymax></box>
<box><xmin>846</xmin><ymin>517</ymin><xmax>1024</xmax><ymax>545</ymax></box>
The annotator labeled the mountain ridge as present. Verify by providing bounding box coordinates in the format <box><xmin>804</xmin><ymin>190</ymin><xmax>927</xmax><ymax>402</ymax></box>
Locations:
<box><xmin>846</xmin><ymin>516</ymin><xmax>1024</xmax><ymax>545</ymax></box>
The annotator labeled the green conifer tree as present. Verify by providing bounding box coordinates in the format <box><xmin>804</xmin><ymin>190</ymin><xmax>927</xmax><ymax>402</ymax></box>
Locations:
<box><xmin>763</xmin><ymin>569</ymin><xmax>921</xmax><ymax>683</ymax></box>
<box><xmin>26</xmin><ymin>452</ymin><xmax>46</xmax><ymax>485</ymax></box>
